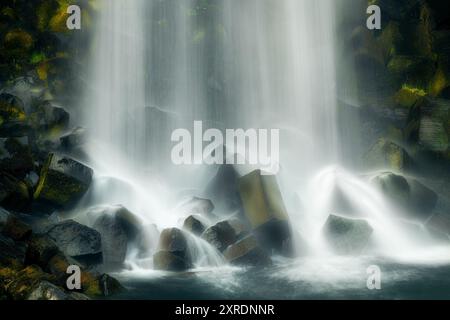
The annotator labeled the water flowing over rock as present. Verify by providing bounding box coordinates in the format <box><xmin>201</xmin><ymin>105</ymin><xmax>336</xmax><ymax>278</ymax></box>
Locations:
<box><xmin>180</xmin><ymin>197</ymin><xmax>215</xmax><ymax>219</ymax></box>
<box><xmin>87</xmin><ymin>205</ymin><xmax>142</xmax><ymax>270</ymax></box>
<box><xmin>153</xmin><ymin>228</ymin><xmax>192</xmax><ymax>271</ymax></box>
<box><xmin>363</xmin><ymin>138</ymin><xmax>412</xmax><ymax>172</ymax></box>
<box><xmin>238</xmin><ymin>170</ymin><xmax>293</xmax><ymax>255</ymax></box>
<box><xmin>183</xmin><ymin>215</ymin><xmax>208</xmax><ymax>236</ymax></box>
<box><xmin>45</xmin><ymin>220</ymin><xmax>102</xmax><ymax>266</ymax></box>
<box><xmin>224</xmin><ymin>235</ymin><xmax>271</xmax><ymax>267</ymax></box>
<box><xmin>323</xmin><ymin>214</ymin><xmax>373</xmax><ymax>255</ymax></box>
<box><xmin>201</xmin><ymin>219</ymin><xmax>248</xmax><ymax>252</ymax></box>
<box><xmin>33</xmin><ymin>153</ymin><xmax>93</xmax><ymax>211</ymax></box>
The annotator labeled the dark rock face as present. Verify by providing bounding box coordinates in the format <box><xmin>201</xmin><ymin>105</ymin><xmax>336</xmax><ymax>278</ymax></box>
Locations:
<box><xmin>323</xmin><ymin>215</ymin><xmax>373</xmax><ymax>255</ymax></box>
<box><xmin>223</xmin><ymin>236</ymin><xmax>271</xmax><ymax>267</ymax></box>
<box><xmin>238</xmin><ymin>170</ymin><xmax>293</xmax><ymax>255</ymax></box>
<box><xmin>0</xmin><ymin>137</ymin><xmax>34</xmax><ymax>178</ymax></box>
<box><xmin>201</xmin><ymin>219</ymin><xmax>248</xmax><ymax>252</ymax></box>
<box><xmin>0</xmin><ymin>172</ymin><xmax>31</xmax><ymax>212</ymax></box>
<box><xmin>0</xmin><ymin>233</ymin><xmax>27</xmax><ymax>265</ymax></box>
<box><xmin>0</xmin><ymin>93</ymin><xmax>29</xmax><ymax>137</ymax></box>
<box><xmin>33</xmin><ymin>153</ymin><xmax>93</xmax><ymax>210</ymax></box>
<box><xmin>25</xmin><ymin>234</ymin><xmax>59</xmax><ymax>270</ymax></box>
<box><xmin>29</xmin><ymin>101</ymin><xmax>70</xmax><ymax>133</ymax></box>
<box><xmin>2</xmin><ymin>215</ymin><xmax>32</xmax><ymax>241</ymax></box>
<box><xmin>183</xmin><ymin>215</ymin><xmax>208</xmax><ymax>236</ymax></box>
<box><xmin>204</xmin><ymin>164</ymin><xmax>243</xmax><ymax>215</ymax></box>
<box><xmin>87</xmin><ymin>205</ymin><xmax>142</xmax><ymax>269</ymax></box>
<box><xmin>153</xmin><ymin>228</ymin><xmax>192</xmax><ymax>271</ymax></box>
<box><xmin>45</xmin><ymin>220</ymin><xmax>102</xmax><ymax>266</ymax></box>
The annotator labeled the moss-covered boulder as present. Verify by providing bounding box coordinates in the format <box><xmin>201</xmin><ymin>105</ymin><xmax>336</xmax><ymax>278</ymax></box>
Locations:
<box><xmin>0</xmin><ymin>93</ymin><xmax>28</xmax><ymax>137</ymax></box>
<box><xmin>363</xmin><ymin>138</ymin><xmax>412</xmax><ymax>171</ymax></box>
<box><xmin>323</xmin><ymin>214</ymin><xmax>373</xmax><ymax>256</ymax></box>
<box><xmin>33</xmin><ymin>153</ymin><xmax>93</xmax><ymax>209</ymax></box>
<box><xmin>223</xmin><ymin>235</ymin><xmax>271</xmax><ymax>267</ymax></box>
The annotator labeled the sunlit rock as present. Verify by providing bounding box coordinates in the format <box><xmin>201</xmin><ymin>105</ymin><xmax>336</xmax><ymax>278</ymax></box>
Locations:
<box><xmin>238</xmin><ymin>170</ymin><xmax>293</xmax><ymax>255</ymax></box>
<box><xmin>183</xmin><ymin>215</ymin><xmax>208</xmax><ymax>236</ymax></box>
<box><xmin>201</xmin><ymin>219</ymin><xmax>248</xmax><ymax>252</ymax></box>
<box><xmin>33</xmin><ymin>153</ymin><xmax>93</xmax><ymax>210</ymax></box>
<box><xmin>87</xmin><ymin>205</ymin><xmax>142</xmax><ymax>270</ymax></box>
<box><xmin>363</xmin><ymin>138</ymin><xmax>412</xmax><ymax>172</ymax></box>
<box><xmin>323</xmin><ymin>214</ymin><xmax>373</xmax><ymax>255</ymax></box>
<box><xmin>45</xmin><ymin>220</ymin><xmax>102</xmax><ymax>266</ymax></box>
<box><xmin>153</xmin><ymin>228</ymin><xmax>192</xmax><ymax>271</ymax></box>
<box><xmin>223</xmin><ymin>235</ymin><xmax>271</xmax><ymax>267</ymax></box>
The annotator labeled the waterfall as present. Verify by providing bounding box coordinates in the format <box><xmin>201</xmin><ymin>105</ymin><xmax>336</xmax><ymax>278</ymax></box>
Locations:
<box><xmin>80</xmin><ymin>0</ymin><xmax>445</xmax><ymax>270</ymax></box>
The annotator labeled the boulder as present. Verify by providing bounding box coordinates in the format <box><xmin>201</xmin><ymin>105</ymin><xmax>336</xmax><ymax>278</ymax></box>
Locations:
<box><xmin>33</xmin><ymin>153</ymin><xmax>93</xmax><ymax>210</ymax></box>
<box><xmin>45</xmin><ymin>220</ymin><xmax>102</xmax><ymax>266</ymax></box>
<box><xmin>0</xmin><ymin>93</ymin><xmax>28</xmax><ymax>137</ymax></box>
<box><xmin>238</xmin><ymin>170</ymin><xmax>293</xmax><ymax>255</ymax></box>
<box><xmin>87</xmin><ymin>205</ymin><xmax>142</xmax><ymax>269</ymax></box>
<box><xmin>323</xmin><ymin>214</ymin><xmax>373</xmax><ymax>255</ymax></box>
<box><xmin>201</xmin><ymin>219</ymin><xmax>248</xmax><ymax>252</ymax></box>
<box><xmin>2</xmin><ymin>215</ymin><xmax>32</xmax><ymax>241</ymax></box>
<box><xmin>59</xmin><ymin>127</ymin><xmax>87</xmax><ymax>157</ymax></box>
<box><xmin>204</xmin><ymin>164</ymin><xmax>243</xmax><ymax>215</ymax></box>
<box><xmin>0</xmin><ymin>137</ymin><xmax>34</xmax><ymax>178</ymax></box>
<box><xmin>29</xmin><ymin>101</ymin><xmax>70</xmax><ymax>133</ymax></box>
<box><xmin>27</xmin><ymin>281</ymin><xmax>69</xmax><ymax>300</ymax></box>
<box><xmin>25</xmin><ymin>234</ymin><xmax>59</xmax><ymax>269</ymax></box>
<box><xmin>0</xmin><ymin>172</ymin><xmax>31</xmax><ymax>212</ymax></box>
<box><xmin>370</xmin><ymin>172</ymin><xmax>410</xmax><ymax>208</ymax></box>
<box><xmin>363</xmin><ymin>138</ymin><xmax>412</xmax><ymax>172</ymax></box>
<box><xmin>153</xmin><ymin>228</ymin><xmax>192</xmax><ymax>271</ymax></box>
<box><xmin>0</xmin><ymin>233</ymin><xmax>27</xmax><ymax>265</ymax></box>
<box><xmin>223</xmin><ymin>236</ymin><xmax>271</xmax><ymax>267</ymax></box>
<box><xmin>1</xmin><ymin>265</ymin><xmax>54</xmax><ymax>300</ymax></box>
<box><xmin>183</xmin><ymin>215</ymin><xmax>208</xmax><ymax>236</ymax></box>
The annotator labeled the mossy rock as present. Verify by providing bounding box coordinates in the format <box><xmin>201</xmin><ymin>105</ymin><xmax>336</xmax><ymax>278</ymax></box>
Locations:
<box><xmin>3</xmin><ymin>29</ymin><xmax>34</xmax><ymax>52</ymax></box>
<box><xmin>387</xmin><ymin>55</ymin><xmax>436</xmax><ymax>88</ymax></box>
<box><xmin>0</xmin><ymin>93</ymin><xmax>28</xmax><ymax>137</ymax></box>
<box><xmin>34</xmin><ymin>153</ymin><xmax>93</xmax><ymax>209</ymax></box>
<box><xmin>394</xmin><ymin>85</ymin><xmax>427</xmax><ymax>108</ymax></box>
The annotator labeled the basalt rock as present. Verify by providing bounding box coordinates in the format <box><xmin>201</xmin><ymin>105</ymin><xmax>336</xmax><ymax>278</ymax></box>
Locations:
<box><xmin>323</xmin><ymin>214</ymin><xmax>373</xmax><ymax>256</ymax></box>
<box><xmin>183</xmin><ymin>215</ymin><xmax>208</xmax><ymax>236</ymax></box>
<box><xmin>33</xmin><ymin>153</ymin><xmax>93</xmax><ymax>211</ymax></box>
<box><xmin>201</xmin><ymin>219</ymin><xmax>248</xmax><ymax>252</ymax></box>
<box><xmin>223</xmin><ymin>235</ymin><xmax>271</xmax><ymax>267</ymax></box>
<box><xmin>45</xmin><ymin>220</ymin><xmax>102</xmax><ymax>266</ymax></box>
<box><xmin>238</xmin><ymin>170</ymin><xmax>293</xmax><ymax>255</ymax></box>
<box><xmin>87</xmin><ymin>205</ymin><xmax>142</xmax><ymax>269</ymax></box>
<box><xmin>153</xmin><ymin>228</ymin><xmax>192</xmax><ymax>271</ymax></box>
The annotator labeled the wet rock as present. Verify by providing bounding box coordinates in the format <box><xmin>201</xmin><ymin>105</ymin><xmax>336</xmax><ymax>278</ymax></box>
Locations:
<box><xmin>33</xmin><ymin>153</ymin><xmax>93</xmax><ymax>210</ymax></box>
<box><xmin>223</xmin><ymin>235</ymin><xmax>271</xmax><ymax>267</ymax></box>
<box><xmin>201</xmin><ymin>219</ymin><xmax>248</xmax><ymax>252</ymax></box>
<box><xmin>426</xmin><ymin>213</ymin><xmax>450</xmax><ymax>240</ymax></box>
<box><xmin>0</xmin><ymin>173</ymin><xmax>31</xmax><ymax>212</ymax></box>
<box><xmin>363</xmin><ymin>138</ymin><xmax>412</xmax><ymax>172</ymax></box>
<box><xmin>25</xmin><ymin>234</ymin><xmax>59</xmax><ymax>269</ymax></box>
<box><xmin>29</xmin><ymin>101</ymin><xmax>70</xmax><ymax>133</ymax></box>
<box><xmin>2</xmin><ymin>265</ymin><xmax>54</xmax><ymax>300</ymax></box>
<box><xmin>27</xmin><ymin>281</ymin><xmax>69</xmax><ymax>300</ymax></box>
<box><xmin>45</xmin><ymin>220</ymin><xmax>102</xmax><ymax>266</ymax></box>
<box><xmin>46</xmin><ymin>252</ymin><xmax>71</xmax><ymax>283</ymax></box>
<box><xmin>0</xmin><ymin>93</ymin><xmax>29</xmax><ymax>137</ymax></box>
<box><xmin>204</xmin><ymin>164</ymin><xmax>243</xmax><ymax>215</ymax></box>
<box><xmin>87</xmin><ymin>205</ymin><xmax>142</xmax><ymax>269</ymax></box>
<box><xmin>323</xmin><ymin>214</ymin><xmax>373</xmax><ymax>255</ymax></box>
<box><xmin>59</xmin><ymin>127</ymin><xmax>87</xmax><ymax>158</ymax></box>
<box><xmin>153</xmin><ymin>228</ymin><xmax>192</xmax><ymax>271</ymax></box>
<box><xmin>0</xmin><ymin>137</ymin><xmax>34</xmax><ymax>178</ymax></box>
<box><xmin>0</xmin><ymin>207</ymin><xmax>9</xmax><ymax>227</ymax></box>
<box><xmin>371</xmin><ymin>172</ymin><xmax>411</xmax><ymax>208</ymax></box>
<box><xmin>238</xmin><ymin>170</ymin><xmax>293</xmax><ymax>255</ymax></box>
<box><xmin>153</xmin><ymin>251</ymin><xmax>192</xmax><ymax>272</ymax></box>
<box><xmin>2</xmin><ymin>215</ymin><xmax>32</xmax><ymax>241</ymax></box>
<box><xmin>0</xmin><ymin>233</ymin><xmax>27</xmax><ymax>265</ymax></box>
<box><xmin>183</xmin><ymin>215</ymin><xmax>208</xmax><ymax>236</ymax></box>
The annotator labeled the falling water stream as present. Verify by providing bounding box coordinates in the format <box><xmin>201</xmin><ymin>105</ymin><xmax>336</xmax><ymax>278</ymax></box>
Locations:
<box><xmin>79</xmin><ymin>0</ymin><xmax>450</xmax><ymax>298</ymax></box>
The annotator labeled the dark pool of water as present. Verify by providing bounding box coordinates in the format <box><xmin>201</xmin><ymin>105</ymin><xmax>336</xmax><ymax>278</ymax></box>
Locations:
<box><xmin>111</xmin><ymin>257</ymin><xmax>450</xmax><ymax>300</ymax></box>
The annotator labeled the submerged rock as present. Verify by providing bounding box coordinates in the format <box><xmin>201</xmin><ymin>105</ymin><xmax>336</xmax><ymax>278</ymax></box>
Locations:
<box><xmin>45</xmin><ymin>220</ymin><xmax>102</xmax><ymax>266</ymax></box>
<box><xmin>201</xmin><ymin>219</ymin><xmax>248</xmax><ymax>252</ymax></box>
<box><xmin>323</xmin><ymin>214</ymin><xmax>373</xmax><ymax>255</ymax></box>
<box><xmin>153</xmin><ymin>228</ymin><xmax>192</xmax><ymax>271</ymax></box>
<box><xmin>223</xmin><ymin>235</ymin><xmax>271</xmax><ymax>267</ymax></box>
<box><xmin>33</xmin><ymin>153</ymin><xmax>93</xmax><ymax>210</ymax></box>
<box><xmin>238</xmin><ymin>170</ymin><xmax>293</xmax><ymax>255</ymax></box>
<box><xmin>183</xmin><ymin>215</ymin><xmax>208</xmax><ymax>236</ymax></box>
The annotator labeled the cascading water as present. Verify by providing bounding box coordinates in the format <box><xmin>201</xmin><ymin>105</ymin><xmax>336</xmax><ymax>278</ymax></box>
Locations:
<box><xmin>80</xmin><ymin>0</ymin><xmax>449</xmax><ymax>278</ymax></box>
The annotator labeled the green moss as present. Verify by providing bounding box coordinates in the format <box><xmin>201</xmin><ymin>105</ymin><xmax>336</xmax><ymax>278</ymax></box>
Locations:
<box><xmin>395</xmin><ymin>85</ymin><xmax>427</xmax><ymax>108</ymax></box>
